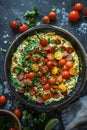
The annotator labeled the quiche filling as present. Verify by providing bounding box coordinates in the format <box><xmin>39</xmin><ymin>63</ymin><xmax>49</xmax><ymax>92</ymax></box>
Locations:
<box><xmin>11</xmin><ymin>32</ymin><xmax>79</xmax><ymax>104</ymax></box>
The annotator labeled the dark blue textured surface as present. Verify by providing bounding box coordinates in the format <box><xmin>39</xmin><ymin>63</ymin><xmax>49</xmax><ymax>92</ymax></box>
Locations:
<box><xmin>0</xmin><ymin>0</ymin><xmax>87</xmax><ymax>130</ymax></box>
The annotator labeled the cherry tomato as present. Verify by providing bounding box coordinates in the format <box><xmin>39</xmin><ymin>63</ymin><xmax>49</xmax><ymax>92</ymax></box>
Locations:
<box><xmin>42</xmin><ymin>16</ymin><xmax>50</xmax><ymax>24</ymax></box>
<box><xmin>0</xmin><ymin>95</ymin><xmax>7</xmax><ymax>104</ymax></box>
<box><xmin>36</xmin><ymin>97</ymin><xmax>44</xmax><ymax>103</ymax></box>
<box><xmin>19</xmin><ymin>24</ymin><xmax>28</xmax><ymax>33</ymax></box>
<box><xmin>32</xmin><ymin>56</ymin><xmax>38</xmax><ymax>62</ymax></box>
<box><xmin>10</xmin><ymin>20</ymin><xmax>19</xmax><ymax>30</ymax></box>
<box><xmin>49</xmin><ymin>46</ymin><xmax>55</xmax><ymax>53</ymax></box>
<box><xmin>48</xmin><ymin>11</ymin><xmax>56</xmax><ymax>20</ymax></box>
<box><xmin>9</xmin><ymin>128</ymin><xmax>16</xmax><ymax>130</ymax></box>
<box><xmin>65</xmin><ymin>61</ymin><xmax>73</xmax><ymax>69</ymax></box>
<box><xmin>29</xmin><ymin>89</ymin><xmax>35</xmax><ymax>96</ymax></box>
<box><xmin>49</xmin><ymin>78</ymin><xmax>56</xmax><ymax>85</ymax></box>
<box><xmin>47</xmin><ymin>53</ymin><xmax>54</xmax><ymax>61</ymax></box>
<box><xmin>38</xmin><ymin>71</ymin><xmax>43</xmax><ymax>77</ymax></box>
<box><xmin>42</xmin><ymin>91</ymin><xmax>52</xmax><ymax>100</ymax></box>
<box><xmin>74</xmin><ymin>3</ymin><xmax>83</xmax><ymax>11</ymax></box>
<box><xmin>25</xmin><ymin>72</ymin><xmax>35</xmax><ymax>79</ymax></box>
<box><xmin>52</xmin><ymin>61</ymin><xmax>58</xmax><ymax>66</ymax></box>
<box><xmin>43</xmin><ymin>83</ymin><xmax>51</xmax><ymax>90</ymax></box>
<box><xmin>41</xmin><ymin>76</ymin><xmax>47</xmax><ymax>85</ymax></box>
<box><xmin>13</xmin><ymin>108</ymin><xmax>22</xmax><ymax>118</ymax></box>
<box><xmin>33</xmin><ymin>87</ymin><xmax>39</xmax><ymax>93</ymax></box>
<box><xmin>68</xmin><ymin>10</ymin><xmax>80</xmax><ymax>22</ymax></box>
<box><xmin>66</xmin><ymin>47</ymin><xmax>74</xmax><ymax>53</ymax></box>
<box><xmin>40</xmin><ymin>39</ymin><xmax>48</xmax><ymax>46</ymax></box>
<box><xmin>84</xmin><ymin>8</ymin><xmax>87</xmax><ymax>16</ymax></box>
<box><xmin>39</xmin><ymin>57</ymin><xmax>45</xmax><ymax>62</ymax></box>
<box><xmin>46</xmin><ymin>61</ymin><xmax>53</xmax><ymax>68</ymax></box>
<box><xmin>41</xmin><ymin>65</ymin><xmax>48</xmax><ymax>73</ymax></box>
<box><xmin>59</xmin><ymin>59</ymin><xmax>66</xmax><ymax>66</ymax></box>
<box><xmin>54</xmin><ymin>38</ymin><xmax>61</xmax><ymax>44</ymax></box>
<box><xmin>62</xmin><ymin>70</ymin><xmax>70</xmax><ymax>79</ymax></box>
<box><xmin>25</xmin><ymin>54</ymin><xmax>31</xmax><ymax>60</ymax></box>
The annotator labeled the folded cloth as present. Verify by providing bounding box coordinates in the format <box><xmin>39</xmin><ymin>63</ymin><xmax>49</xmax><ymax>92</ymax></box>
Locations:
<box><xmin>62</xmin><ymin>96</ymin><xmax>87</xmax><ymax>130</ymax></box>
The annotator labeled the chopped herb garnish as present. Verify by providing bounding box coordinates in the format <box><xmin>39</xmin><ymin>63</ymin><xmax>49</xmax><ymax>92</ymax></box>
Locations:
<box><xmin>0</xmin><ymin>48</ymin><xmax>7</xmax><ymax>52</ymax></box>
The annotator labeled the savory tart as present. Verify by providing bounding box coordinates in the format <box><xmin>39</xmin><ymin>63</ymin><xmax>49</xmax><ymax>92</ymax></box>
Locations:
<box><xmin>11</xmin><ymin>32</ymin><xmax>79</xmax><ymax>104</ymax></box>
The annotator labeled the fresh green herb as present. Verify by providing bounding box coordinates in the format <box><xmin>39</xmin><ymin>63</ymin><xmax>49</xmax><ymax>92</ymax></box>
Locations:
<box><xmin>24</xmin><ymin>7</ymin><xmax>40</xmax><ymax>27</ymax></box>
<box><xmin>0</xmin><ymin>48</ymin><xmax>7</xmax><ymax>53</ymax></box>
<box><xmin>52</xmin><ymin>6</ymin><xmax>57</xmax><ymax>12</ymax></box>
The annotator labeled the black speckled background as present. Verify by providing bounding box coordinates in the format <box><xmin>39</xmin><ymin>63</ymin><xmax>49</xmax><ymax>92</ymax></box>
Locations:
<box><xmin>0</xmin><ymin>0</ymin><xmax>87</xmax><ymax>129</ymax></box>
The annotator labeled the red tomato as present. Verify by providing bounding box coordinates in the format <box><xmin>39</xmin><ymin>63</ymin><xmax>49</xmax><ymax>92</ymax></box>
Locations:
<box><xmin>52</xmin><ymin>61</ymin><xmax>58</xmax><ymax>66</ymax></box>
<box><xmin>49</xmin><ymin>78</ymin><xmax>56</xmax><ymax>85</ymax></box>
<box><xmin>48</xmin><ymin>11</ymin><xmax>56</xmax><ymax>20</ymax></box>
<box><xmin>62</xmin><ymin>70</ymin><xmax>70</xmax><ymax>79</ymax></box>
<box><xmin>74</xmin><ymin>3</ymin><xmax>83</xmax><ymax>11</ymax></box>
<box><xmin>10</xmin><ymin>20</ymin><xmax>19</xmax><ymax>30</ymax></box>
<box><xmin>42</xmin><ymin>91</ymin><xmax>52</xmax><ymax>100</ymax></box>
<box><xmin>84</xmin><ymin>8</ymin><xmax>87</xmax><ymax>16</ymax></box>
<box><xmin>25</xmin><ymin>54</ymin><xmax>31</xmax><ymax>60</ymax></box>
<box><xmin>25</xmin><ymin>72</ymin><xmax>35</xmax><ymax>79</ymax></box>
<box><xmin>68</xmin><ymin>10</ymin><xmax>80</xmax><ymax>22</ymax></box>
<box><xmin>19</xmin><ymin>24</ymin><xmax>28</xmax><ymax>33</ymax></box>
<box><xmin>46</xmin><ymin>61</ymin><xmax>53</xmax><ymax>68</ymax></box>
<box><xmin>66</xmin><ymin>47</ymin><xmax>74</xmax><ymax>53</ymax></box>
<box><xmin>59</xmin><ymin>59</ymin><xmax>66</xmax><ymax>66</ymax></box>
<box><xmin>49</xmin><ymin>46</ymin><xmax>55</xmax><ymax>53</ymax></box>
<box><xmin>9</xmin><ymin>128</ymin><xmax>16</xmax><ymax>130</ymax></box>
<box><xmin>33</xmin><ymin>87</ymin><xmax>39</xmax><ymax>93</ymax></box>
<box><xmin>42</xmin><ymin>16</ymin><xmax>50</xmax><ymax>24</ymax></box>
<box><xmin>36</xmin><ymin>97</ymin><xmax>44</xmax><ymax>103</ymax></box>
<box><xmin>43</xmin><ymin>83</ymin><xmax>51</xmax><ymax>90</ymax></box>
<box><xmin>60</xmin><ymin>46</ymin><xmax>66</xmax><ymax>51</ymax></box>
<box><xmin>41</xmin><ymin>76</ymin><xmax>48</xmax><ymax>85</ymax></box>
<box><xmin>41</xmin><ymin>65</ymin><xmax>48</xmax><ymax>73</ymax></box>
<box><xmin>29</xmin><ymin>89</ymin><xmax>35</xmax><ymax>96</ymax></box>
<box><xmin>32</xmin><ymin>56</ymin><xmax>38</xmax><ymax>62</ymax></box>
<box><xmin>47</xmin><ymin>53</ymin><xmax>54</xmax><ymax>61</ymax></box>
<box><xmin>39</xmin><ymin>57</ymin><xmax>45</xmax><ymax>62</ymax></box>
<box><xmin>54</xmin><ymin>38</ymin><xmax>61</xmax><ymax>44</ymax></box>
<box><xmin>13</xmin><ymin>108</ymin><xmax>22</xmax><ymax>118</ymax></box>
<box><xmin>65</xmin><ymin>61</ymin><xmax>73</xmax><ymax>69</ymax></box>
<box><xmin>0</xmin><ymin>95</ymin><xmax>7</xmax><ymax>104</ymax></box>
<box><xmin>40</xmin><ymin>39</ymin><xmax>48</xmax><ymax>46</ymax></box>
<box><xmin>38</xmin><ymin>71</ymin><xmax>43</xmax><ymax>77</ymax></box>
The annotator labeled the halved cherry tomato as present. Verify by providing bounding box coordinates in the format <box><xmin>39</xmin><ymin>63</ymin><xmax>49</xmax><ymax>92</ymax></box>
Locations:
<box><xmin>25</xmin><ymin>72</ymin><xmax>35</xmax><ymax>79</ymax></box>
<box><xmin>42</xmin><ymin>16</ymin><xmax>50</xmax><ymax>24</ymax></box>
<box><xmin>58</xmin><ymin>83</ymin><xmax>67</xmax><ymax>93</ymax></box>
<box><xmin>54</xmin><ymin>51</ymin><xmax>63</xmax><ymax>60</ymax></box>
<box><xmin>36</xmin><ymin>97</ymin><xmax>44</xmax><ymax>103</ymax></box>
<box><xmin>41</xmin><ymin>76</ymin><xmax>48</xmax><ymax>85</ymax></box>
<box><xmin>25</xmin><ymin>54</ymin><xmax>31</xmax><ymax>60</ymax></box>
<box><xmin>68</xmin><ymin>10</ymin><xmax>80</xmax><ymax>22</ymax></box>
<box><xmin>66</xmin><ymin>47</ymin><xmax>74</xmax><ymax>53</ymax></box>
<box><xmin>54</xmin><ymin>38</ymin><xmax>61</xmax><ymax>44</ymax></box>
<box><xmin>46</xmin><ymin>61</ymin><xmax>53</xmax><ymax>68</ymax></box>
<box><xmin>74</xmin><ymin>3</ymin><xmax>83</xmax><ymax>11</ymax></box>
<box><xmin>19</xmin><ymin>23</ymin><xmax>28</xmax><ymax>33</ymax></box>
<box><xmin>65</xmin><ymin>61</ymin><xmax>73</xmax><ymax>69</ymax></box>
<box><xmin>31</xmin><ymin>56</ymin><xmax>38</xmax><ymax>62</ymax></box>
<box><xmin>69</xmin><ymin>68</ymin><xmax>77</xmax><ymax>76</ymax></box>
<box><xmin>0</xmin><ymin>95</ymin><xmax>7</xmax><ymax>104</ymax></box>
<box><xmin>38</xmin><ymin>71</ymin><xmax>43</xmax><ymax>77</ymax></box>
<box><xmin>48</xmin><ymin>11</ymin><xmax>56</xmax><ymax>20</ymax></box>
<box><xmin>17</xmin><ymin>74</ymin><xmax>24</xmax><ymax>81</ymax></box>
<box><xmin>43</xmin><ymin>83</ymin><xmax>51</xmax><ymax>90</ymax></box>
<box><xmin>33</xmin><ymin>87</ymin><xmax>39</xmax><ymax>93</ymax></box>
<box><xmin>59</xmin><ymin>59</ymin><xmax>66</xmax><ymax>66</ymax></box>
<box><xmin>51</xmin><ymin>66</ymin><xmax>59</xmax><ymax>75</ymax></box>
<box><xmin>47</xmin><ymin>53</ymin><xmax>54</xmax><ymax>61</ymax></box>
<box><xmin>41</xmin><ymin>65</ymin><xmax>48</xmax><ymax>73</ymax></box>
<box><xmin>13</xmin><ymin>108</ymin><xmax>22</xmax><ymax>118</ymax></box>
<box><xmin>31</xmin><ymin>64</ymin><xmax>39</xmax><ymax>71</ymax></box>
<box><xmin>42</xmin><ymin>91</ymin><xmax>52</xmax><ymax>100</ymax></box>
<box><xmin>40</xmin><ymin>39</ymin><xmax>48</xmax><ymax>46</ymax></box>
<box><xmin>10</xmin><ymin>20</ymin><xmax>19</xmax><ymax>30</ymax></box>
<box><xmin>56</xmin><ymin>75</ymin><xmax>63</xmax><ymax>83</ymax></box>
<box><xmin>62</xmin><ymin>70</ymin><xmax>70</xmax><ymax>79</ymax></box>
<box><xmin>29</xmin><ymin>89</ymin><xmax>35</xmax><ymax>96</ymax></box>
<box><xmin>49</xmin><ymin>77</ymin><xmax>56</xmax><ymax>85</ymax></box>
